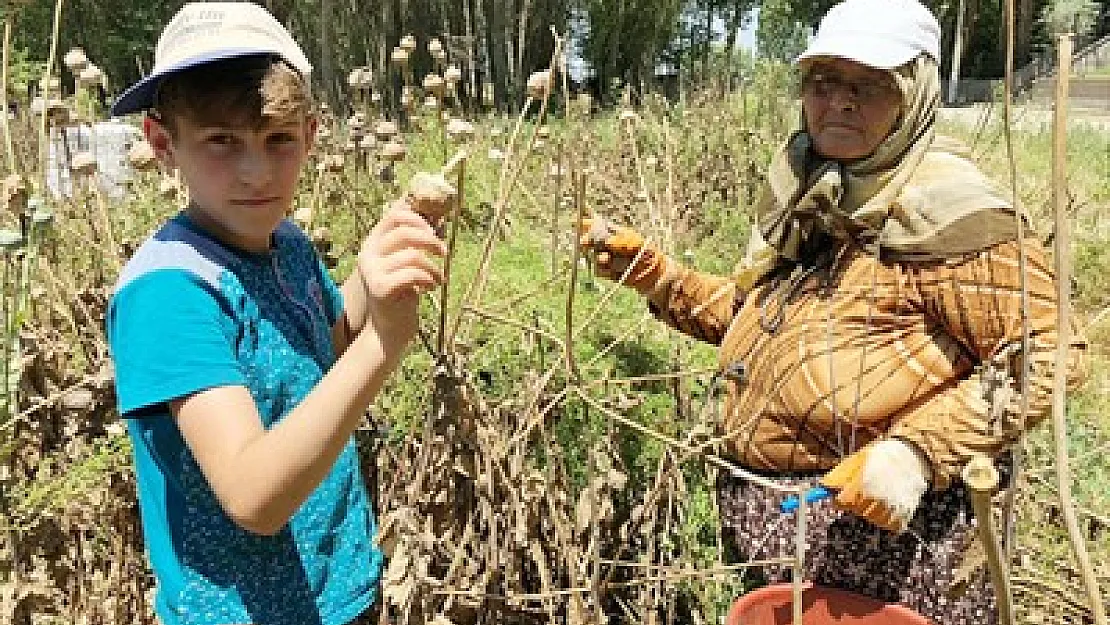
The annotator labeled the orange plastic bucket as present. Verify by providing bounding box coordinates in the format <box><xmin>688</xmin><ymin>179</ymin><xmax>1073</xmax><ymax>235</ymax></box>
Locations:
<box><xmin>727</xmin><ymin>583</ymin><xmax>936</xmax><ymax>625</ymax></box>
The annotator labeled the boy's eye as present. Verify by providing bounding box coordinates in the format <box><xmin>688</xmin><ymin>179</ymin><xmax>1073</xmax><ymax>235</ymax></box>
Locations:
<box><xmin>269</xmin><ymin>132</ymin><xmax>297</xmax><ymax>144</ymax></box>
<box><xmin>206</xmin><ymin>134</ymin><xmax>236</xmax><ymax>146</ymax></box>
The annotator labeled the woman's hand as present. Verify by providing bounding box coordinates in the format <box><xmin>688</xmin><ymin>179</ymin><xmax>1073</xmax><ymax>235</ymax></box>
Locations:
<box><xmin>820</xmin><ymin>438</ymin><xmax>932</xmax><ymax>533</ymax></box>
<box><xmin>356</xmin><ymin>199</ymin><xmax>446</xmax><ymax>360</ymax></box>
<box><xmin>578</xmin><ymin>217</ymin><xmax>672</xmax><ymax>296</ymax></box>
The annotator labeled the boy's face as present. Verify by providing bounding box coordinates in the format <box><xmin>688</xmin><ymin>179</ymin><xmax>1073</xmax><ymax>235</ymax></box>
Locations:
<box><xmin>144</xmin><ymin>111</ymin><xmax>317</xmax><ymax>253</ymax></box>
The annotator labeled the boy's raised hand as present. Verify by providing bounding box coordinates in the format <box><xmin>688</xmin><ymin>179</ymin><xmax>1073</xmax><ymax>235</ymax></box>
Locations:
<box><xmin>357</xmin><ymin>198</ymin><xmax>446</xmax><ymax>358</ymax></box>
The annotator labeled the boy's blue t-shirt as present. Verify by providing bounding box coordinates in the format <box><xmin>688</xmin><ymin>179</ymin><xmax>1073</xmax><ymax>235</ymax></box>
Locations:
<box><xmin>107</xmin><ymin>214</ymin><xmax>384</xmax><ymax>625</ymax></box>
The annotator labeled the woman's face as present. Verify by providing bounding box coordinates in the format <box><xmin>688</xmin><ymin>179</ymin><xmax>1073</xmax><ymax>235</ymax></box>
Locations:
<box><xmin>801</xmin><ymin>57</ymin><xmax>903</xmax><ymax>161</ymax></box>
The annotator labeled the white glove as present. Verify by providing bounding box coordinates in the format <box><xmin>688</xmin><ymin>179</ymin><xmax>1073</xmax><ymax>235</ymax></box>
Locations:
<box><xmin>821</xmin><ymin>438</ymin><xmax>932</xmax><ymax>533</ymax></box>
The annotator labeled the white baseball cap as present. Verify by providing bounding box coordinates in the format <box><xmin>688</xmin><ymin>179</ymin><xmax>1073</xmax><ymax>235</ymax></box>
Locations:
<box><xmin>111</xmin><ymin>2</ymin><xmax>312</xmax><ymax>116</ymax></box>
<box><xmin>796</xmin><ymin>0</ymin><xmax>941</xmax><ymax>69</ymax></box>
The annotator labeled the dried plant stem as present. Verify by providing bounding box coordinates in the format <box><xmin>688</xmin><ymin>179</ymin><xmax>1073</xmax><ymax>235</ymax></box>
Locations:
<box><xmin>461</xmin><ymin>304</ymin><xmax>565</xmax><ymax>348</ymax></box>
<box><xmin>580</xmin><ymin>308</ymin><xmax>654</xmax><ymax>370</ymax></box>
<box><xmin>507</xmin><ymin>386</ymin><xmax>570</xmax><ymax>448</ymax></box>
<box><xmin>484</xmin><ymin>264</ymin><xmax>570</xmax><ymax>312</ymax></box>
<box><xmin>963</xmin><ymin>456</ymin><xmax>1014</xmax><ymax>625</ymax></box>
<box><xmin>572</xmin><ymin>237</ymin><xmax>655</xmax><ymax>339</ymax></box>
<box><xmin>622</xmin><ymin>118</ymin><xmax>659</xmax><ymax>236</ymax></box>
<box><xmin>38</xmin><ymin>0</ymin><xmax>64</xmax><ymax>189</ymax></box>
<box><xmin>432</xmin><ymin>559</ymin><xmax>795</xmax><ymax>601</ymax></box>
<box><xmin>436</xmin><ymin>153</ymin><xmax>467</xmax><ymax>355</ymax></box>
<box><xmin>1</xmin><ymin>21</ymin><xmax>15</xmax><ymax>175</ymax></box>
<box><xmin>1049</xmin><ymin>33</ymin><xmax>1107</xmax><ymax>625</ymax></box>
<box><xmin>792</xmin><ymin>491</ymin><xmax>806</xmax><ymax>625</ymax></box>
<box><xmin>999</xmin><ymin>0</ymin><xmax>1032</xmax><ymax>561</ymax></box>
<box><xmin>448</xmin><ymin>37</ymin><xmax>565</xmax><ymax>346</ymax></box>
<box><xmin>564</xmin><ymin>171</ymin><xmax>587</xmax><ymax>379</ymax></box>
<box><xmin>574</xmin><ymin>388</ymin><xmax>794</xmax><ymax>493</ymax></box>
<box><xmin>583</xmin><ymin>368</ymin><xmax>717</xmax><ymax>387</ymax></box>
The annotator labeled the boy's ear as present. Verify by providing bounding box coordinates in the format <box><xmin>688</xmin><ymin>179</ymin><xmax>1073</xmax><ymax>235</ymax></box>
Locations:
<box><xmin>143</xmin><ymin>115</ymin><xmax>176</xmax><ymax>168</ymax></box>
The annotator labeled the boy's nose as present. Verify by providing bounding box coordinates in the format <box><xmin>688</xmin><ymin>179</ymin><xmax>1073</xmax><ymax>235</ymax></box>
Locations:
<box><xmin>235</xmin><ymin>150</ymin><xmax>273</xmax><ymax>186</ymax></box>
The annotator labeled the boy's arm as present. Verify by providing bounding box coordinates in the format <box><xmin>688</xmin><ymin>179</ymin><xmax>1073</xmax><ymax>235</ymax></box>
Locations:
<box><xmin>174</xmin><ymin>205</ymin><xmax>444</xmax><ymax>536</ymax></box>
<box><xmin>331</xmin><ymin>271</ymin><xmax>368</xmax><ymax>357</ymax></box>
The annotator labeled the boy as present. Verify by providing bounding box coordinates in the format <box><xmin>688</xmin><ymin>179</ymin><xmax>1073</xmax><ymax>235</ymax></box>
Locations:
<box><xmin>106</xmin><ymin>4</ymin><xmax>444</xmax><ymax>624</ymax></box>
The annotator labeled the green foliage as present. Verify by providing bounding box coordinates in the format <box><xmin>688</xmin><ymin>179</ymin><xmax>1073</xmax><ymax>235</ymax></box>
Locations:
<box><xmin>755</xmin><ymin>0</ymin><xmax>812</xmax><ymax>62</ymax></box>
<box><xmin>5</xmin><ymin>47</ymin><xmax>47</xmax><ymax>101</ymax></box>
<box><xmin>1041</xmin><ymin>0</ymin><xmax>1102</xmax><ymax>36</ymax></box>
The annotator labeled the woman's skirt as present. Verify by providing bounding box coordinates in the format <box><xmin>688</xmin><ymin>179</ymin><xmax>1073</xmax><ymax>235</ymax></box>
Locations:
<box><xmin>717</xmin><ymin>472</ymin><xmax>1000</xmax><ymax>625</ymax></box>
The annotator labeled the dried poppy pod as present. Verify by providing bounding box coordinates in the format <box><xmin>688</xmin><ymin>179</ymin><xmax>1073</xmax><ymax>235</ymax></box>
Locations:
<box><xmin>400</xmin><ymin>89</ymin><xmax>415</xmax><ymax>111</ymax></box>
<box><xmin>359</xmin><ymin>134</ymin><xmax>377</xmax><ymax>150</ymax></box>
<box><xmin>39</xmin><ymin>75</ymin><xmax>61</xmax><ymax>96</ymax></box>
<box><xmin>422</xmin><ymin>73</ymin><xmax>445</xmax><ymax>97</ymax></box>
<box><xmin>347</xmin><ymin>113</ymin><xmax>366</xmax><ymax>134</ymax></box>
<box><xmin>406</xmin><ymin>172</ymin><xmax>456</xmax><ymax>222</ymax></box>
<box><xmin>46</xmin><ymin>100</ymin><xmax>73</xmax><ymax>125</ymax></box>
<box><xmin>373</xmin><ymin>120</ymin><xmax>399</xmax><ymax>141</ymax></box>
<box><xmin>159</xmin><ymin>175</ymin><xmax>181</xmax><ymax>199</ymax></box>
<box><xmin>343</xmin><ymin>139</ymin><xmax>358</xmax><ymax>153</ymax></box>
<box><xmin>293</xmin><ymin>206</ymin><xmax>313</xmax><ymax>223</ymax></box>
<box><xmin>30</xmin><ymin>208</ymin><xmax>55</xmax><ymax>233</ymax></box>
<box><xmin>390</xmin><ymin>47</ymin><xmax>409</xmax><ymax>67</ymax></box>
<box><xmin>444</xmin><ymin>65</ymin><xmax>462</xmax><ymax>85</ymax></box>
<box><xmin>445</xmin><ymin>118</ymin><xmax>474</xmax><ymax>143</ymax></box>
<box><xmin>78</xmin><ymin>64</ymin><xmax>104</xmax><ymax>88</ymax></box>
<box><xmin>428</xmin><ymin>38</ymin><xmax>444</xmax><ymax>57</ymax></box>
<box><xmin>128</xmin><ymin>140</ymin><xmax>157</xmax><ymax>170</ymax></box>
<box><xmin>3</xmin><ymin>173</ymin><xmax>28</xmax><ymax>214</ymax></box>
<box><xmin>619</xmin><ymin>109</ymin><xmax>638</xmax><ymax>123</ymax></box>
<box><xmin>0</xmin><ymin>229</ymin><xmax>24</xmax><ymax>252</ymax></box>
<box><xmin>63</xmin><ymin>47</ymin><xmax>88</xmax><ymax>72</ymax></box>
<box><xmin>370</xmin><ymin>91</ymin><xmax>382</xmax><ymax>104</ymax></box>
<box><xmin>536</xmin><ymin>125</ymin><xmax>550</xmax><ymax>140</ymax></box>
<box><xmin>380</xmin><ymin>141</ymin><xmax>407</xmax><ymax>163</ymax></box>
<box><xmin>62</xmin><ymin>388</ymin><xmax>96</xmax><ymax>412</ymax></box>
<box><xmin>324</xmin><ymin>154</ymin><xmax>346</xmax><ymax>172</ymax></box>
<box><xmin>346</xmin><ymin>68</ymin><xmax>362</xmax><ymax>89</ymax></box>
<box><xmin>347</xmin><ymin>66</ymin><xmax>373</xmax><ymax>90</ymax></box>
<box><xmin>70</xmin><ymin>152</ymin><xmax>98</xmax><ymax>176</ymax></box>
<box><xmin>526</xmin><ymin>70</ymin><xmax>551</xmax><ymax>99</ymax></box>
<box><xmin>399</xmin><ymin>34</ymin><xmax>417</xmax><ymax>52</ymax></box>
<box><xmin>422</xmin><ymin>95</ymin><xmax>439</xmax><ymax>111</ymax></box>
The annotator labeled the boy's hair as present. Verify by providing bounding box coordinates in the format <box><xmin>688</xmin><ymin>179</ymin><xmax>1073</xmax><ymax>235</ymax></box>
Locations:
<box><xmin>153</xmin><ymin>54</ymin><xmax>313</xmax><ymax>134</ymax></box>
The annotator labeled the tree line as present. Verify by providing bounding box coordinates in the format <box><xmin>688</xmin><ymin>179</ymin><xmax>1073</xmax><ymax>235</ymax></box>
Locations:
<box><xmin>1</xmin><ymin>0</ymin><xmax>1106</xmax><ymax>113</ymax></box>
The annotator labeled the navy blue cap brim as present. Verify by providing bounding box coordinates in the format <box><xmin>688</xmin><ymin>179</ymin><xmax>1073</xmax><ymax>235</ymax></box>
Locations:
<box><xmin>110</xmin><ymin>49</ymin><xmax>282</xmax><ymax>117</ymax></box>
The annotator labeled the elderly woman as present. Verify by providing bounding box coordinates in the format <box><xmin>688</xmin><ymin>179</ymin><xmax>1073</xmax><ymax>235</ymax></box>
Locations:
<box><xmin>581</xmin><ymin>0</ymin><xmax>1083</xmax><ymax>622</ymax></box>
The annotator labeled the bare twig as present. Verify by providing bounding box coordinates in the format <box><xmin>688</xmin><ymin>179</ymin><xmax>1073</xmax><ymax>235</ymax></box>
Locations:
<box><xmin>1049</xmin><ymin>33</ymin><xmax>1107</xmax><ymax>625</ymax></box>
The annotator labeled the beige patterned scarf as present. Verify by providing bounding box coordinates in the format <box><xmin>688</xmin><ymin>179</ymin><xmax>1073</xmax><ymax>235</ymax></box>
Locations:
<box><xmin>736</xmin><ymin>55</ymin><xmax>1020</xmax><ymax>290</ymax></box>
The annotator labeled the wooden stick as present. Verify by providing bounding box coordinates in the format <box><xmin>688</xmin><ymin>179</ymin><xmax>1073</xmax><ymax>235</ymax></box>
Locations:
<box><xmin>38</xmin><ymin>0</ymin><xmax>65</xmax><ymax>190</ymax></box>
<box><xmin>1</xmin><ymin>21</ymin><xmax>15</xmax><ymax>175</ymax></box>
<box><xmin>792</xmin><ymin>484</ymin><xmax>806</xmax><ymax>625</ymax></box>
<box><xmin>999</xmin><ymin>0</ymin><xmax>1032</xmax><ymax>568</ymax></box>
<box><xmin>962</xmin><ymin>456</ymin><xmax>1014</xmax><ymax>625</ymax></box>
<box><xmin>1050</xmin><ymin>32</ymin><xmax>1108</xmax><ymax>625</ymax></box>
